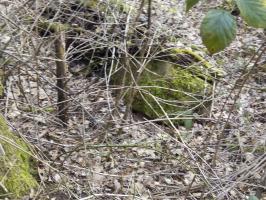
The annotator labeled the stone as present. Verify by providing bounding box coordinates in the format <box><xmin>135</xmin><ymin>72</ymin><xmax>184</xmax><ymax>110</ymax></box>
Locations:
<box><xmin>113</xmin><ymin>48</ymin><xmax>222</xmax><ymax>124</ymax></box>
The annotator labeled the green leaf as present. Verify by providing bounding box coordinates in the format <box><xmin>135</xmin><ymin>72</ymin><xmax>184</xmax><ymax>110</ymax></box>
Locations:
<box><xmin>200</xmin><ymin>9</ymin><xmax>237</xmax><ymax>54</ymax></box>
<box><xmin>248</xmin><ymin>195</ymin><xmax>259</xmax><ymax>200</ymax></box>
<box><xmin>236</xmin><ymin>0</ymin><xmax>266</xmax><ymax>28</ymax></box>
<box><xmin>186</xmin><ymin>0</ymin><xmax>200</xmax><ymax>12</ymax></box>
<box><xmin>184</xmin><ymin>118</ymin><xmax>193</xmax><ymax>129</ymax></box>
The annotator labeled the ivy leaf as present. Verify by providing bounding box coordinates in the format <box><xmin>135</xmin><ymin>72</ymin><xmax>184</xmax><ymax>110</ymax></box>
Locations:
<box><xmin>186</xmin><ymin>0</ymin><xmax>200</xmax><ymax>12</ymax></box>
<box><xmin>200</xmin><ymin>9</ymin><xmax>237</xmax><ymax>54</ymax></box>
<box><xmin>236</xmin><ymin>0</ymin><xmax>266</xmax><ymax>28</ymax></box>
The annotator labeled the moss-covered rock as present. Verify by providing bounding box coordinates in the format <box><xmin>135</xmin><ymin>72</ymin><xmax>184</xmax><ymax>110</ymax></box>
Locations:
<box><xmin>168</xmin><ymin>48</ymin><xmax>225</xmax><ymax>78</ymax></box>
<box><xmin>80</xmin><ymin>0</ymin><xmax>133</xmax><ymax>12</ymax></box>
<box><xmin>0</xmin><ymin>116</ymin><xmax>38</xmax><ymax>199</ymax></box>
<box><xmin>113</xmin><ymin>48</ymin><xmax>218</xmax><ymax>124</ymax></box>
<box><xmin>132</xmin><ymin>60</ymin><xmax>212</xmax><ymax>119</ymax></box>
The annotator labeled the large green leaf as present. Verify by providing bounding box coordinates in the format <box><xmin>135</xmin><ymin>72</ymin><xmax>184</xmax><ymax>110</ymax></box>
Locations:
<box><xmin>186</xmin><ymin>0</ymin><xmax>200</xmax><ymax>12</ymax></box>
<box><xmin>236</xmin><ymin>0</ymin><xmax>266</xmax><ymax>28</ymax></box>
<box><xmin>200</xmin><ymin>10</ymin><xmax>237</xmax><ymax>54</ymax></box>
<box><xmin>248</xmin><ymin>195</ymin><xmax>259</xmax><ymax>200</ymax></box>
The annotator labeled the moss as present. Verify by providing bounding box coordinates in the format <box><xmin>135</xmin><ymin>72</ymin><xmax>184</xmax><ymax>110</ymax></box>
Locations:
<box><xmin>169</xmin><ymin>48</ymin><xmax>225</xmax><ymax>78</ymax></box>
<box><xmin>108</xmin><ymin>0</ymin><xmax>133</xmax><ymax>13</ymax></box>
<box><xmin>79</xmin><ymin>0</ymin><xmax>99</xmax><ymax>8</ymax></box>
<box><xmin>30</xmin><ymin>16</ymin><xmax>86</xmax><ymax>36</ymax></box>
<box><xmin>18</xmin><ymin>106</ymin><xmax>55</xmax><ymax>113</ymax></box>
<box><xmin>132</xmin><ymin>60</ymin><xmax>211</xmax><ymax>120</ymax></box>
<box><xmin>37</xmin><ymin>20</ymin><xmax>71</xmax><ymax>33</ymax></box>
<box><xmin>113</xmin><ymin>48</ymin><xmax>215</xmax><ymax>125</ymax></box>
<box><xmin>0</xmin><ymin>116</ymin><xmax>38</xmax><ymax>199</ymax></box>
<box><xmin>80</xmin><ymin>0</ymin><xmax>132</xmax><ymax>12</ymax></box>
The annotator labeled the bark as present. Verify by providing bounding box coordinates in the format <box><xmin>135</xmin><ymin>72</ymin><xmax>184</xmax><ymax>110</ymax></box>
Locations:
<box><xmin>54</xmin><ymin>33</ymin><xmax>69</xmax><ymax>126</ymax></box>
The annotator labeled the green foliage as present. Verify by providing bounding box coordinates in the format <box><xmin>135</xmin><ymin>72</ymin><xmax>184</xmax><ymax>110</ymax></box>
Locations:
<box><xmin>187</xmin><ymin>0</ymin><xmax>266</xmax><ymax>53</ymax></box>
<box><xmin>236</xmin><ymin>0</ymin><xmax>266</xmax><ymax>28</ymax></box>
<box><xmin>186</xmin><ymin>0</ymin><xmax>200</xmax><ymax>12</ymax></box>
<box><xmin>182</xmin><ymin>111</ymin><xmax>194</xmax><ymax>129</ymax></box>
<box><xmin>248</xmin><ymin>195</ymin><xmax>259</xmax><ymax>200</ymax></box>
<box><xmin>200</xmin><ymin>9</ymin><xmax>236</xmax><ymax>54</ymax></box>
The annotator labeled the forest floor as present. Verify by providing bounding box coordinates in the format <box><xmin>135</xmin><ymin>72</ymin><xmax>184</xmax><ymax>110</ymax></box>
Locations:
<box><xmin>0</xmin><ymin>0</ymin><xmax>265</xmax><ymax>199</ymax></box>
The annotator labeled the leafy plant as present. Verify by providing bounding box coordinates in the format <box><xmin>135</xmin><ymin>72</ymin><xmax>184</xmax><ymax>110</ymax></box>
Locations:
<box><xmin>248</xmin><ymin>195</ymin><xmax>259</xmax><ymax>200</ymax></box>
<box><xmin>187</xmin><ymin>0</ymin><xmax>266</xmax><ymax>54</ymax></box>
<box><xmin>200</xmin><ymin>9</ymin><xmax>237</xmax><ymax>54</ymax></box>
<box><xmin>186</xmin><ymin>0</ymin><xmax>200</xmax><ymax>12</ymax></box>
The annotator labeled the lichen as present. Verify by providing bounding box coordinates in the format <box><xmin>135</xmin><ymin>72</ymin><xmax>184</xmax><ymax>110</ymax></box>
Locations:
<box><xmin>0</xmin><ymin>116</ymin><xmax>38</xmax><ymax>199</ymax></box>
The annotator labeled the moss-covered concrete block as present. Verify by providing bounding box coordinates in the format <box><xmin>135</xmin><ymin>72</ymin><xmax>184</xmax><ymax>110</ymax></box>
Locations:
<box><xmin>113</xmin><ymin>48</ymin><xmax>217</xmax><ymax>124</ymax></box>
<box><xmin>132</xmin><ymin>60</ymin><xmax>212</xmax><ymax>120</ymax></box>
<box><xmin>0</xmin><ymin>116</ymin><xmax>38</xmax><ymax>199</ymax></box>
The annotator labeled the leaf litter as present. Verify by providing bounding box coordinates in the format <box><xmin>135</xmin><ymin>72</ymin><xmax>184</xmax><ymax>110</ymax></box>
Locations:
<box><xmin>0</xmin><ymin>0</ymin><xmax>265</xmax><ymax>199</ymax></box>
